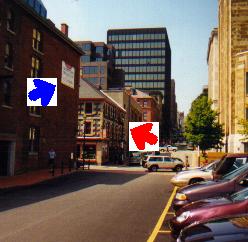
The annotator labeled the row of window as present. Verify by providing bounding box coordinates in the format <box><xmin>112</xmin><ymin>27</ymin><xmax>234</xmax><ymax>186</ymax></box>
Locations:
<box><xmin>115</xmin><ymin>58</ymin><xmax>166</xmax><ymax>65</ymax></box>
<box><xmin>120</xmin><ymin>65</ymin><xmax>165</xmax><ymax>73</ymax></box>
<box><xmin>126</xmin><ymin>74</ymin><xmax>165</xmax><ymax>81</ymax></box>
<box><xmin>82</xmin><ymin>66</ymin><xmax>105</xmax><ymax>74</ymax></box>
<box><xmin>116</xmin><ymin>50</ymin><xmax>166</xmax><ymax>57</ymax></box>
<box><xmin>108</xmin><ymin>33</ymin><xmax>167</xmax><ymax>41</ymax></box>
<box><xmin>125</xmin><ymin>81</ymin><xmax>165</xmax><ymax>89</ymax></box>
<box><xmin>112</xmin><ymin>42</ymin><xmax>166</xmax><ymax>50</ymax></box>
<box><xmin>84</xmin><ymin>77</ymin><xmax>106</xmax><ymax>86</ymax></box>
<box><xmin>81</xmin><ymin>56</ymin><xmax>107</xmax><ymax>63</ymax></box>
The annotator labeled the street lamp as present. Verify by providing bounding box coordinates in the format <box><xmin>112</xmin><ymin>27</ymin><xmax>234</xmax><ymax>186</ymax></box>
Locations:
<box><xmin>79</xmin><ymin>113</ymin><xmax>87</xmax><ymax>170</ymax></box>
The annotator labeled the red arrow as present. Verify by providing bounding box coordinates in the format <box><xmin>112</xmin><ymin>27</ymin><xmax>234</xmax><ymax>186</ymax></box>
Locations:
<box><xmin>130</xmin><ymin>123</ymin><xmax>158</xmax><ymax>150</ymax></box>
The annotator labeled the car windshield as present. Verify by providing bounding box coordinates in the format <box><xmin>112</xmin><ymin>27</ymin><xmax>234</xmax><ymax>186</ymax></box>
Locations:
<box><xmin>201</xmin><ymin>161</ymin><xmax>218</xmax><ymax>171</ymax></box>
<box><xmin>230</xmin><ymin>187</ymin><xmax>248</xmax><ymax>201</ymax></box>
<box><xmin>221</xmin><ymin>163</ymin><xmax>248</xmax><ymax>181</ymax></box>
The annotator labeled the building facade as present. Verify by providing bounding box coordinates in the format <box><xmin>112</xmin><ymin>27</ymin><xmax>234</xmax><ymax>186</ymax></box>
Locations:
<box><xmin>207</xmin><ymin>28</ymin><xmax>219</xmax><ymax>111</ymax></box>
<box><xmin>218</xmin><ymin>0</ymin><xmax>248</xmax><ymax>152</ymax></box>
<box><xmin>75</xmin><ymin>41</ymin><xmax>124</xmax><ymax>89</ymax></box>
<box><xmin>77</xmin><ymin>80</ymin><xmax>126</xmax><ymax>165</ymax></box>
<box><xmin>0</xmin><ymin>0</ymin><xmax>82</xmax><ymax>176</ymax></box>
<box><xmin>103</xmin><ymin>88</ymin><xmax>142</xmax><ymax>161</ymax></box>
<box><xmin>131</xmin><ymin>89</ymin><xmax>161</xmax><ymax>122</ymax></box>
<box><xmin>107</xmin><ymin>28</ymin><xmax>172</xmax><ymax>142</ymax></box>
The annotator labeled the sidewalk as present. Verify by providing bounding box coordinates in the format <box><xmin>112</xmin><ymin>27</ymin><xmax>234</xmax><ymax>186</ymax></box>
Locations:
<box><xmin>0</xmin><ymin>168</ymin><xmax>77</xmax><ymax>190</ymax></box>
<box><xmin>90</xmin><ymin>165</ymin><xmax>147</xmax><ymax>172</ymax></box>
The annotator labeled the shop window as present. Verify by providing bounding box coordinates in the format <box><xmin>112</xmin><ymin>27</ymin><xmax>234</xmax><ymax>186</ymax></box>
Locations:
<box><xmin>29</xmin><ymin>127</ymin><xmax>40</xmax><ymax>153</ymax></box>
<box><xmin>84</xmin><ymin>144</ymin><xmax>96</xmax><ymax>159</ymax></box>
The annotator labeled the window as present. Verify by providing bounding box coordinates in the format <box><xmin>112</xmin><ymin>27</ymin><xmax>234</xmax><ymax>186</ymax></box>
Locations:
<box><xmin>32</xmin><ymin>29</ymin><xmax>42</xmax><ymax>52</ymax></box>
<box><xmin>31</xmin><ymin>57</ymin><xmax>41</xmax><ymax>77</ymax></box>
<box><xmin>2</xmin><ymin>78</ymin><xmax>12</xmax><ymax>106</ymax></box>
<box><xmin>29</xmin><ymin>106</ymin><xmax>41</xmax><ymax>115</ymax></box>
<box><xmin>143</xmin><ymin>111</ymin><xmax>147</xmax><ymax>121</ymax></box>
<box><xmin>29</xmin><ymin>127</ymin><xmax>40</xmax><ymax>153</ymax></box>
<box><xmin>82</xmin><ymin>43</ymin><xmax>91</xmax><ymax>51</ymax></box>
<box><xmin>7</xmin><ymin>9</ymin><xmax>15</xmax><ymax>32</ymax></box>
<box><xmin>81</xmin><ymin>55</ymin><xmax>90</xmax><ymax>62</ymax></box>
<box><xmin>85</xmin><ymin>122</ymin><xmax>91</xmax><ymax>134</ymax></box>
<box><xmin>4</xmin><ymin>43</ymin><xmax>13</xmax><ymax>69</ymax></box>
<box><xmin>100</xmin><ymin>66</ymin><xmax>105</xmax><ymax>74</ymax></box>
<box><xmin>82</xmin><ymin>66</ymin><xmax>99</xmax><ymax>74</ymax></box>
<box><xmin>96</xmin><ymin>46</ymin><xmax>104</xmax><ymax>55</ymax></box>
<box><xmin>85</xmin><ymin>103</ymin><xmax>92</xmax><ymax>113</ymax></box>
<box><xmin>144</xmin><ymin>100</ymin><xmax>148</xmax><ymax>107</ymax></box>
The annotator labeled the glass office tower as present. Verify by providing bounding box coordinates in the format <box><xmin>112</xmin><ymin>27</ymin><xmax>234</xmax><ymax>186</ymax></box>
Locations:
<box><xmin>107</xmin><ymin>28</ymin><xmax>172</xmax><ymax>141</ymax></box>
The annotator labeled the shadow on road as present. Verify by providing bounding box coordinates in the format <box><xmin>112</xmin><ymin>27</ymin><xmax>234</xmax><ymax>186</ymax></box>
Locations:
<box><xmin>0</xmin><ymin>170</ymin><xmax>146</xmax><ymax>212</ymax></box>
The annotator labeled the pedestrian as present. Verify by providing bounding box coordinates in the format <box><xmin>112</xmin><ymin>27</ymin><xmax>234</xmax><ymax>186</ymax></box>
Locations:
<box><xmin>48</xmin><ymin>148</ymin><xmax>56</xmax><ymax>173</ymax></box>
<box><xmin>185</xmin><ymin>155</ymin><xmax>189</xmax><ymax>170</ymax></box>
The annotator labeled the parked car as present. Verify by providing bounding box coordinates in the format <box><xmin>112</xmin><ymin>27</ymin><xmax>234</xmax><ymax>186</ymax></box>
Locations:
<box><xmin>170</xmin><ymin>160</ymin><xmax>220</xmax><ymax>187</ymax></box>
<box><xmin>129</xmin><ymin>152</ymin><xmax>142</xmax><ymax>165</ymax></box>
<box><xmin>160</xmin><ymin>145</ymin><xmax>178</xmax><ymax>152</ymax></box>
<box><xmin>177</xmin><ymin>214</ymin><xmax>248</xmax><ymax>242</ymax></box>
<box><xmin>146</xmin><ymin>155</ymin><xmax>184</xmax><ymax>172</ymax></box>
<box><xmin>170</xmin><ymin>186</ymin><xmax>248</xmax><ymax>235</ymax></box>
<box><xmin>172</xmin><ymin>162</ymin><xmax>248</xmax><ymax>211</ymax></box>
<box><xmin>213</xmin><ymin>153</ymin><xmax>248</xmax><ymax>179</ymax></box>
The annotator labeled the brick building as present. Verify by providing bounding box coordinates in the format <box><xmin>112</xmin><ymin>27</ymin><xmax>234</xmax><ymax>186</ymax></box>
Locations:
<box><xmin>103</xmin><ymin>88</ymin><xmax>142</xmax><ymax>161</ymax></box>
<box><xmin>131</xmin><ymin>89</ymin><xmax>161</xmax><ymax>122</ymax></box>
<box><xmin>0</xmin><ymin>0</ymin><xmax>82</xmax><ymax>176</ymax></box>
<box><xmin>77</xmin><ymin>80</ymin><xmax>126</xmax><ymax>165</ymax></box>
<box><xmin>218</xmin><ymin>0</ymin><xmax>248</xmax><ymax>152</ymax></box>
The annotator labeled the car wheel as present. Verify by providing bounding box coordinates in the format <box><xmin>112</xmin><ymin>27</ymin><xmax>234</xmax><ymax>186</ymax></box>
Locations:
<box><xmin>175</xmin><ymin>165</ymin><xmax>182</xmax><ymax>172</ymax></box>
<box><xmin>151</xmin><ymin>165</ymin><xmax>158</xmax><ymax>172</ymax></box>
<box><xmin>173</xmin><ymin>149</ymin><xmax>177</xmax><ymax>152</ymax></box>
<box><xmin>189</xmin><ymin>178</ymin><xmax>203</xmax><ymax>185</ymax></box>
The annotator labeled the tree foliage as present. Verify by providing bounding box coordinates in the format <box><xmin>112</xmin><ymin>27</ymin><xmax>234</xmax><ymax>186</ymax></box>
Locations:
<box><xmin>184</xmin><ymin>93</ymin><xmax>224</xmax><ymax>154</ymax></box>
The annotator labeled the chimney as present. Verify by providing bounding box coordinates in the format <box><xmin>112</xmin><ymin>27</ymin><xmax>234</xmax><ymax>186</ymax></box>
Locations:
<box><xmin>61</xmin><ymin>23</ymin><xmax>69</xmax><ymax>37</ymax></box>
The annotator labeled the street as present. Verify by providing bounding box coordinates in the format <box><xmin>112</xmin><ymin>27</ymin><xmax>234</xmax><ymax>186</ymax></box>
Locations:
<box><xmin>0</xmin><ymin>170</ymin><xmax>176</xmax><ymax>242</ymax></box>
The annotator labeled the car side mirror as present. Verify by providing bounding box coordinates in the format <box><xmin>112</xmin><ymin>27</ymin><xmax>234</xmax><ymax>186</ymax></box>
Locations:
<box><xmin>239</xmin><ymin>178</ymin><xmax>248</xmax><ymax>186</ymax></box>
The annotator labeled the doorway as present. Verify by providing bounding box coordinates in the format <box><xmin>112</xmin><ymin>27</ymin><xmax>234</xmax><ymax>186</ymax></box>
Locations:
<box><xmin>0</xmin><ymin>141</ymin><xmax>10</xmax><ymax>176</ymax></box>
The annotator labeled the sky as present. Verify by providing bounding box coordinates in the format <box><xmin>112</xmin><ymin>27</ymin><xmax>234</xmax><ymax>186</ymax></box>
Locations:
<box><xmin>42</xmin><ymin>0</ymin><xmax>218</xmax><ymax>114</ymax></box>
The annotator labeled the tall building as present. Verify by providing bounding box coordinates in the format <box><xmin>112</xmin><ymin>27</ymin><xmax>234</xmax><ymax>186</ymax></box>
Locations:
<box><xmin>207</xmin><ymin>28</ymin><xmax>219</xmax><ymax>111</ymax></box>
<box><xmin>0</xmin><ymin>0</ymin><xmax>82</xmax><ymax>176</ymax></box>
<box><xmin>218</xmin><ymin>0</ymin><xmax>248</xmax><ymax>152</ymax></box>
<box><xmin>107</xmin><ymin>28</ymin><xmax>172</xmax><ymax>141</ymax></box>
<box><xmin>75</xmin><ymin>41</ymin><xmax>124</xmax><ymax>89</ymax></box>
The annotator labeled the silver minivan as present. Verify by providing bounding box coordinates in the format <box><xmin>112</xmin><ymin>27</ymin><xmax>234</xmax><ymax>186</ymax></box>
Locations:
<box><xmin>146</xmin><ymin>155</ymin><xmax>184</xmax><ymax>172</ymax></box>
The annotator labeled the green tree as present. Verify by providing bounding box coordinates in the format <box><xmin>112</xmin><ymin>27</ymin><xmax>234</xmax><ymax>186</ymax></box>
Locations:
<box><xmin>184</xmin><ymin>93</ymin><xmax>224</xmax><ymax>156</ymax></box>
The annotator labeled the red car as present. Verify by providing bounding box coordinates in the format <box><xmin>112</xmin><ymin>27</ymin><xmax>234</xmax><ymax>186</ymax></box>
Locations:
<box><xmin>173</xmin><ymin>162</ymin><xmax>248</xmax><ymax>211</ymax></box>
<box><xmin>170</xmin><ymin>187</ymin><xmax>248</xmax><ymax>237</ymax></box>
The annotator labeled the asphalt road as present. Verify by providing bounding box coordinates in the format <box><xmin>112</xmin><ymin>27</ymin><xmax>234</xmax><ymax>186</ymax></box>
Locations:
<box><xmin>0</xmin><ymin>170</ymin><xmax>175</xmax><ymax>242</ymax></box>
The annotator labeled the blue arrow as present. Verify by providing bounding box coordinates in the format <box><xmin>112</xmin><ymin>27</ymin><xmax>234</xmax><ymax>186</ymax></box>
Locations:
<box><xmin>28</xmin><ymin>79</ymin><xmax>56</xmax><ymax>106</ymax></box>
